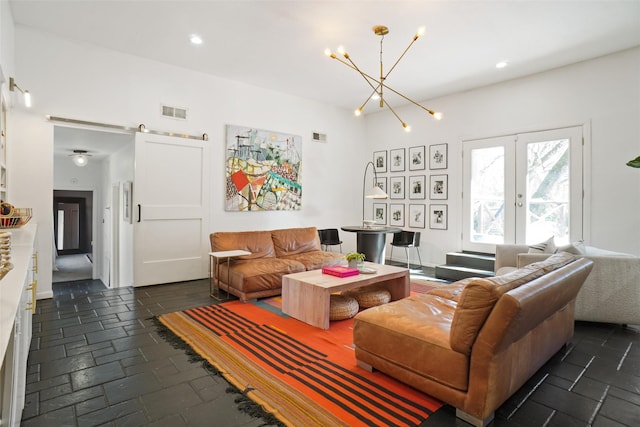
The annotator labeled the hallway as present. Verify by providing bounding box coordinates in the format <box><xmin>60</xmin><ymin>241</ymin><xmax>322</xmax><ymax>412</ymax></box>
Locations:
<box><xmin>52</xmin><ymin>254</ymin><xmax>93</xmax><ymax>283</ymax></box>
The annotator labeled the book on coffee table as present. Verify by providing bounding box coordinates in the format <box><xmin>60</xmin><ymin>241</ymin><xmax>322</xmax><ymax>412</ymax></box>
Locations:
<box><xmin>321</xmin><ymin>266</ymin><xmax>360</xmax><ymax>278</ymax></box>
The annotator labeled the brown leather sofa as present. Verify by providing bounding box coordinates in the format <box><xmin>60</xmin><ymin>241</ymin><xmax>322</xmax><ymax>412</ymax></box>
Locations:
<box><xmin>353</xmin><ymin>252</ymin><xmax>594</xmax><ymax>426</ymax></box>
<box><xmin>209</xmin><ymin>227</ymin><xmax>343</xmax><ymax>301</ymax></box>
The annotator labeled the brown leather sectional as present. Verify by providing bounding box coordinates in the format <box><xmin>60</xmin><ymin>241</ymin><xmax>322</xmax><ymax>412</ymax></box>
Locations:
<box><xmin>209</xmin><ymin>227</ymin><xmax>344</xmax><ymax>301</ymax></box>
<box><xmin>353</xmin><ymin>252</ymin><xmax>594</xmax><ymax>427</ymax></box>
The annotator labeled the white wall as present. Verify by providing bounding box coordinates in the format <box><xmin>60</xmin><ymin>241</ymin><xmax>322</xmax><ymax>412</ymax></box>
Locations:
<box><xmin>106</xmin><ymin>142</ymin><xmax>135</xmax><ymax>287</ymax></box>
<box><xmin>366</xmin><ymin>47</ymin><xmax>640</xmax><ymax>264</ymax></box>
<box><xmin>11</xmin><ymin>26</ymin><xmax>366</xmax><ymax>298</ymax></box>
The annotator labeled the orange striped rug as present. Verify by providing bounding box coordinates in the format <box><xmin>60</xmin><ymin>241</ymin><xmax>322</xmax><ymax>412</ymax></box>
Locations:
<box><xmin>157</xmin><ymin>297</ymin><xmax>443</xmax><ymax>426</ymax></box>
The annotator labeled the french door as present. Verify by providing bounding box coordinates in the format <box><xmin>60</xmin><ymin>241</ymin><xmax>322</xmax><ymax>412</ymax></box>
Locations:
<box><xmin>462</xmin><ymin>126</ymin><xmax>583</xmax><ymax>253</ymax></box>
<box><xmin>133</xmin><ymin>132</ymin><xmax>208</xmax><ymax>286</ymax></box>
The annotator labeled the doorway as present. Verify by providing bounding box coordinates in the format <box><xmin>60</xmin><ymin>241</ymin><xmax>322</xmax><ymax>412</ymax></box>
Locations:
<box><xmin>53</xmin><ymin>190</ymin><xmax>94</xmax><ymax>282</ymax></box>
<box><xmin>462</xmin><ymin>126</ymin><xmax>584</xmax><ymax>253</ymax></box>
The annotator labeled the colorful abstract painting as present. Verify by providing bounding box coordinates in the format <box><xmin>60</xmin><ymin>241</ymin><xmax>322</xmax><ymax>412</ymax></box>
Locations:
<box><xmin>225</xmin><ymin>125</ymin><xmax>302</xmax><ymax>211</ymax></box>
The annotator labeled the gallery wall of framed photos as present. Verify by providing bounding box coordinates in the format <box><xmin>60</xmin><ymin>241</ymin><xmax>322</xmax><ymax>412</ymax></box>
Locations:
<box><xmin>371</xmin><ymin>142</ymin><xmax>448</xmax><ymax>230</ymax></box>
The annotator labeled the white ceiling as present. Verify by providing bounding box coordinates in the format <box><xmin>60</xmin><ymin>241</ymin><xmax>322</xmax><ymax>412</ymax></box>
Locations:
<box><xmin>10</xmin><ymin>0</ymin><xmax>640</xmax><ymax>155</ymax></box>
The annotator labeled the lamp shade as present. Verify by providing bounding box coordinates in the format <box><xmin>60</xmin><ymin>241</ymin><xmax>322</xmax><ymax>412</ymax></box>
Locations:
<box><xmin>365</xmin><ymin>185</ymin><xmax>388</xmax><ymax>199</ymax></box>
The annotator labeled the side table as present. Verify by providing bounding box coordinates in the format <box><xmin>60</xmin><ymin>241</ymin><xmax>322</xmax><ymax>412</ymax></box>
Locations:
<box><xmin>209</xmin><ymin>250</ymin><xmax>251</xmax><ymax>300</ymax></box>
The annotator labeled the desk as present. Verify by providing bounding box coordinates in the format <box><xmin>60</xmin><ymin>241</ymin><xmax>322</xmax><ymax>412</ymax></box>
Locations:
<box><xmin>209</xmin><ymin>250</ymin><xmax>251</xmax><ymax>299</ymax></box>
<box><xmin>341</xmin><ymin>226</ymin><xmax>401</xmax><ymax>264</ymax></box>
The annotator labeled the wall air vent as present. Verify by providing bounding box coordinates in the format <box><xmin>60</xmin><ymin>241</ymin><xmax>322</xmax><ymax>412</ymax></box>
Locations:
<box><xmin>161</xmin><ymin>104</ymin><xmax>188</xmax><ymax>120</ymax></box>
<box><xmin>312</xmin><ymin>132</ymin><xmax>327</xmax><ymax>143</ymax></box>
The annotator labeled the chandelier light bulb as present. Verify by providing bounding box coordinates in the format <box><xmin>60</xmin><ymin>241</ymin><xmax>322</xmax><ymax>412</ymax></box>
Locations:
<box><xmin>402</xmin><ymin>123</ymin><xmax>411</xmax><ymax>132</ymax></box>
<box><xmin>354</xmin><ymin>108</ymin><xmax>362</xmax><ymax>116</ymax></box>
<box><xmin>324</xmin><ymin>48</ymin><xmax>332</xmax><ymax>57</ymax></box>
<box><xmin>433</xmin><ymin>112</ymin><xmax>443</xmax><ymax>120</ymax></box>
<box><xmin>416</xmin><ymin>26</ymin><xmax>426</xmax><ymax>38</ymax></box>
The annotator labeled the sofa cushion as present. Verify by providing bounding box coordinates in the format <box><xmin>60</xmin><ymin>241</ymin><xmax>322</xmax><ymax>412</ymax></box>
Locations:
<box><xmin>280</xmin><ymin>251</ymin><xmax>343</xmax><ymax>270</ymax></box>
<box><xmin>220</xmin><ymin>258</ymin><xmax>305</xmax><ymax>293</ymax></box>
<box><xmin>557</xmin><ymin>241</ymin><xmax>586</xmax><ymax>255</ymax></box>
<box><xmin>426</xmin><ymin>278</ymin><xmax>471</xmax><ymax>302</ymax></box>
<box><xmin>528</xmin><ymin>236</ymin><xmax>556</xmax><ymax>253</ymax></box>
<box><xmin>449</xmin><ymin>252</ymin><xmax>576</xmax><ymax>354</ymax></box>
<box><xmin>354</xmin><ymin>294</ymin><xmax>470</xmax><ymax>391</ymax></box>
<box><xmin>271</xmin><ymin>227</ymin><xmax>321</xmax><ymax>257</ymax></box>
<box><xmin>210</xmin><ymin>230</ymin><xmax>275</xmax><ymax>259</ymax></box>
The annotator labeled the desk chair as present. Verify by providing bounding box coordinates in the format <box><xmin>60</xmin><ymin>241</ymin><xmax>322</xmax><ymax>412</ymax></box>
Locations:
<box><xmin>390</xmin><ymin>231</ymin><xmax>422</xmax><ymax>268</ymax></box>
<box><xmin>318</xmin><ymin>228</ymin><xmax>343</xmax><ymax>252</ymax></box>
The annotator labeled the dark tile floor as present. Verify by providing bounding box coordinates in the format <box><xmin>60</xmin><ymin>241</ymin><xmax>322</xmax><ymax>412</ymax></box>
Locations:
<box><xmin>22</xmin><ymin>273</ymin><xmax>640</xmax><ymax>426</ymax></box>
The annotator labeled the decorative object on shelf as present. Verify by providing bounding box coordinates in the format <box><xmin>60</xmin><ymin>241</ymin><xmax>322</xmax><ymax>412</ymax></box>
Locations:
<box><xmin>225</xmin><ymin>124</ymin><xmax>302</xmax><ymax>212</ymax></box>
<box><xmin>409</xmin><ymin>145</ymin><xmax>426</xmax><ymax>170</ymax></box>
<box><xmin>0</xmin><ymin>230</ymin><xmax>12</xmax><ymax>280</ymax></box>
<box><xmin>345</xmin><ymin>252</ymin><xmax>366</xmax><ymax>269</ymax></box>
<box><xmin>324</xmin><ymin>25</ymin><xmax>442</xmax><ymax>131</ymax></box>
<box><xmin>430</xmin><ymin>204</ymin><xmax>448</xmax><ymax>230</ymax></box>
<box><xmin>390</xmin><ymin>148</ymin><xmax>405</xmax><ymax>172</ymax></box>
<box><xmin>389</xmin><ymin>203</ymin><xmax>405</xmax><ymax>227</ymax></box>
<box><xmin>9</xmin><ymin>77</ymin><xmax>32</xmax><ymax>108</ymax></box>
<box><xmin>409</xmin><ymin>204</ymin><xmax>426</xmax><ymax>228</ymax></box>
<box><xmin>409</xmin><ymin>175</ymin><xmax>426</xmax><ymax>199</ymax></box>
<box><xmin>429</xmin><ymin>174</ymin><xmax>448</xmax><ymax>200</ymax></box>
<box><xmin>0</xmin><ymin>201</ymin><xmax>32</xmax><ymax>229</ymax></box>
<box><xmin>389</xmin><ymin>176</ymin><xmax>405</xmax><ymax>199</ymax></box>
<box><xmin>362</xmin><ymin>160</ymin><xmax>389</xmax><ymax>224</ymax></box>
<box><xmin>373</xmin><ymin>151</ymin><xmax>387</xmax><ymax>173</ymax></box>
<box><xmin>70</xmin><ymin>149</ymin><xmax>91</xmax><ymax>167</ymax></box>
<box><xmin>429</xmin><ymin>143</ymin><xmax>448</xmax><ymax>169</ymax></box>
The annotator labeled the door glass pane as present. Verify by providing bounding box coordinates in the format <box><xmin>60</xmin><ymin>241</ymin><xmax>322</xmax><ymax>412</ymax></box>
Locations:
<box><xmin>470</xmin><ymin>146</ymin><xmax>504</xmax><ymax>244</ymax></box>
<box><xmin>526</xmin><ymin>139</ymin><xmax>570</xmax><ymax>244</ymax></box>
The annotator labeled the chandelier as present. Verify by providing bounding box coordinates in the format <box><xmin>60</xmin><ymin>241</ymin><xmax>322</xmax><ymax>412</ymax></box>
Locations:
<box><xmin>325</xmin><ymin>25</ymin><xmax>442</xmax><ymax>132</ymax></box>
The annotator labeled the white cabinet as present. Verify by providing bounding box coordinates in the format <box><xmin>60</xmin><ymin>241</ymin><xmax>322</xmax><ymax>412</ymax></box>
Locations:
<box><xmin>0</xmin><ymin>223</ymin><xmax>37</xmax><ymax>426</ymax></box>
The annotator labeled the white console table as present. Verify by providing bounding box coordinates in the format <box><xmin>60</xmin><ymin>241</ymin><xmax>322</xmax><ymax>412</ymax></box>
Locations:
<box><xmin>0</xmin><ymin>223</ymin><xmax>37</xmax><ymax>426</ymax></box>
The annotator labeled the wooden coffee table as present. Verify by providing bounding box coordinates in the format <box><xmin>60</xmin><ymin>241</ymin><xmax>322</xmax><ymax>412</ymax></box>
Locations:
<box><xmin>282</xmin><ymin>262</ymin><xmax>409</xmax><ymax>329</ymax></box>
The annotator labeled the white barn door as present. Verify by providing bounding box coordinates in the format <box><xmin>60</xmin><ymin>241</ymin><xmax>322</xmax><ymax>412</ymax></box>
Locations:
<box><xmin>133</xmin><ymin>132</ymin><xmax>208</xmax><ymax>286</ymax></box>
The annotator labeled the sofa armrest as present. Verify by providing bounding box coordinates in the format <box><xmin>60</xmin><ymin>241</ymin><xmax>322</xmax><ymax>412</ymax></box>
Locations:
<box><xmin>494</xmin><ymin>244</ymin><xmax>529</xmax><ymax>273</ymax></box>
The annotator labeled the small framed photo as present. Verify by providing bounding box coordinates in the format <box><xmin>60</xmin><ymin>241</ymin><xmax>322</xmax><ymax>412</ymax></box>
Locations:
<box><xmin>429</xmin><ymin>174</ymin><xmax>448</xmax><ymax>200</ymax></box>
<box><xmin>429</xmin><ymin>143</ymin><xmax>448</xmax><ymax>170</ymax></box>
<box><xmin>430</xmin><ymin>204</ymin><xmax>448</xmax><ymax>230</ymax></box>
<box><xmin>409</xmin><ymin>145</ymin><xmax>426</xmax><ymax>171</ymax></box>
<box><xmin>409</xmin><ymin>175</ymin><xmax>426</xmax><ymax>200</ymax></box>
<box><xmin>373</xmin><ymin>150</ymin><xmax>387</xmax><ymax>173</ymax></box>
<box><xmin>123</xmin><ymin>181</ymin><xmax>133</xmax><ymax>223</ymax></box>
<box><xmin>389</xmin><ymin>176</ymin><xmax>405</xmax><ymax>199</ymax></box>
<box><xmin>389</xmin><ymin>148</ymin><xmax>405</xmax><ymax>172</ymax></box>
<box><xmin>389</xmin><ymin>204</ymin><xmax>405</xmax><ymax>227</ymax></box>
<box><xmin>375</xmin><ymin>177</ymin><xmax>387</xmax><ymax>194</ymax></box>
<box><xmin>408</xmin><ymin>204</ymin><xmax>426</xmax><ymax>228</ymax></box>
<box><xmin>373</xmin><ymin>203</ymin><xmax>387</xmax><ymax>225</ymax></box>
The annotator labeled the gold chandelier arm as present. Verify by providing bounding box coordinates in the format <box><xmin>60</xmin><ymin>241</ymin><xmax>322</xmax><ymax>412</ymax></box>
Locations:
<box><xmin>326</xmin><ymin>45</ymin><xmax>440</xmax><ymax>120</ymax></box>
<box><xmin>381</xmin><ymin>98</ymin><xmax>410</xmax><ymax>130</ymax></box>
<box><xmin>383</xmin><ymin>33</ymin><xmax>421</xmax><ymax>80</ymax></box>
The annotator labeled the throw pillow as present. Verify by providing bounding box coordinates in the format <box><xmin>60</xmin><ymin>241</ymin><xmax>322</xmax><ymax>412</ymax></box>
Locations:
<box><xmin>528</xmin><ymin>236</ymin><xmax>556</xmax><ymax>254</ymax></box>
<box><xmin>557</xmin><ymin>241</ymin><xmax>586</xmax><ymax>255</ymax></box>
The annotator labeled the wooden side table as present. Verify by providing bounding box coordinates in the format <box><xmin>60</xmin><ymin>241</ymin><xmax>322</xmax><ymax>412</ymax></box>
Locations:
<box><xmin>209</xmin><ymin>250</ymin><xmax>251</xmax><ymax>300</ymax></box>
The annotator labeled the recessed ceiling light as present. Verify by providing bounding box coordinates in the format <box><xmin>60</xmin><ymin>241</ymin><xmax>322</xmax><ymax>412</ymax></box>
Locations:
<box><xmin>496</xmin><ymin>60</ymin><xmax>509</xmax><ymax>69</ymax></box>
<box><xmin>190</xmin><ymin>34</ymin><xmax>203</xmax><ymax>45</ymax></box>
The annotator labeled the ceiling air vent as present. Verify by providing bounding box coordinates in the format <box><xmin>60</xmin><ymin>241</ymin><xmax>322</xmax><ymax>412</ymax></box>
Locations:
<box><xmin>312</xmin><ymin>132</ymin><xmax>327</xmax><ymax>143</ymax></box>
<box><xmin>161</xmin><ymin>104</ymin><xmax>187</xmax><ymax>120</ymax></box>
